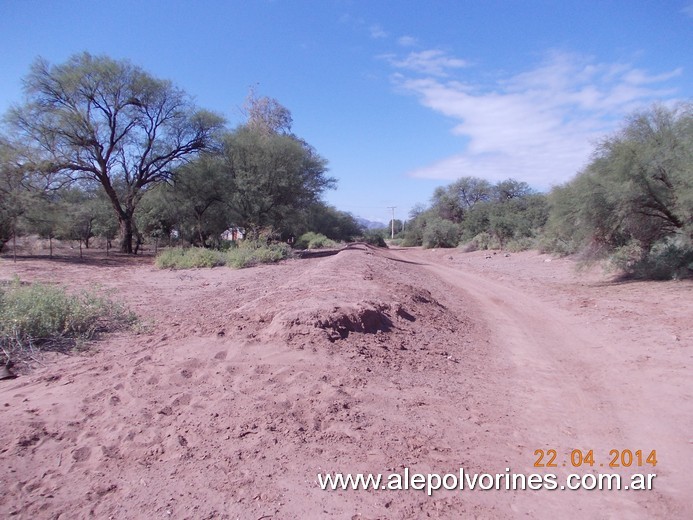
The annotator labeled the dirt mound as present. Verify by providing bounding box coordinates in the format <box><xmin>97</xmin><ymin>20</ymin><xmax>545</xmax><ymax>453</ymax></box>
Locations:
<box><xmin>268</xmin><ymin>301</ymin><xmax>394</xmax><ymax>342</ymax></box>
<box><xmin>224</xmin><ymin>248</ymin><xmax>463</xmax><ymax>356</ymax></box>
<box><xmin>263</xmin><ymin>287</ymin><xmax>445</xmax><ymax>344</ymax></box>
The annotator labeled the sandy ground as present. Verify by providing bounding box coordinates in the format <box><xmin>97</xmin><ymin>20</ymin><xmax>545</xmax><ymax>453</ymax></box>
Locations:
<box><xmin>0</xmin><ymin>245</ymin><xmax>691</xmax><ymax>519</ymax></box>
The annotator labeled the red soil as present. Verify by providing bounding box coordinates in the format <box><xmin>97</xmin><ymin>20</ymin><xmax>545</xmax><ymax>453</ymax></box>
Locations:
<box><xmin>1</xmin><ymin>245</ymin><xmax>691</xmax><ymax>519</ymax></box>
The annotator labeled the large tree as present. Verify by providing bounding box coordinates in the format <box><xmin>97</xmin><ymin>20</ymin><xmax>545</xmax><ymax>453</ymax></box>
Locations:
<box><xmin>431</xmin><ymin>176</ymin><xmax>492</xmax><ymax>223</ymax></box>
<box><xmin>5</xmin><ymin>52</ymin><xmax>224</xmax><ymax>253</ymax></box>
<box><xmin>222</xmin><ymin>126</ymin><xmax>334</xmax><ymax>238</ymax></box>
<box><xmin>545</xmin><ymin>103</ymin><xmax>692</xmax><ymax>276</ymax></box>
<box><xmin>160</xmin><ymin>153</ymin><xmax>231</xmax><ymax>247</ymax></box>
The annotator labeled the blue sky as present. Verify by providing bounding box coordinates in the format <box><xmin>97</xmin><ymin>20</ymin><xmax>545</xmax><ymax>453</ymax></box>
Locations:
<box><xmin>1</xmin><ymin>1</ymin><xmax>691</xmax><ymax>224</ymax></box>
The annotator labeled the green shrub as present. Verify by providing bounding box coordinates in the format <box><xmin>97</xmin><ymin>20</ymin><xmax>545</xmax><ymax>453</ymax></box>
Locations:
<box><xmin>402</xmin><ymin>234</ymin><xmax>421</xmax><ymax>247</ymax></box>
<box><xmin>536</xmin><ymin>234</ymin><xmax>581</xmax><ymax>256</ymax></box>
<box><xmin>460</xmin><ymin>232</ymin><xmax>500</xmax><ymax>251</ymax></box>
<box><xmin>610</xmin><ymin>239</ymin><xmax>693</xmax><ymax>280</ymax></box>
<box><xmin>362</xmin><ymin>230</ymin><xmax>387</xmax><ymax>247</ymax></box>
<box><xmin>505</xmin><ymin>236</ymin><xmax>537</xmax><ymax>252</ymax></box>
<box><xmin>155</xmin><ymin>247</ymin><xmax>226</xmax><ymax>269</ymax></box>
<box><xmin>295</xmin><ymin>232</ymin><xmax>337</xmax><ymax>249</ymax></box>
<box><xmin>422</xmin><ymin>218</ymin><xmax>460</xmax><ymax>248</ymax></box>
<box><xmin>156</xmin><ymin>243</ymin><xmax>292</xmax><ymax>270</ymax></box>
<box><xmin>225</xmin><ymin>241</ymin><xmax>292</xmax><ymax>269</ymax></box>
<box><xmin>0</xmin><ymin>279</ymin><xmax>136</xmax><ymax>361</ymax></box>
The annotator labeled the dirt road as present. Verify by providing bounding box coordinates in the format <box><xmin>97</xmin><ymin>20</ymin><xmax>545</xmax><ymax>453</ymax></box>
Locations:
<box><xmin>1</xmin><ymin>246</ymin><xmax>691</xmax><ymax>518</ymax></box>
<box><xmin>390</xmin><ymin>247</ymin><xmax>692</xmax><ymax>519</ymax></box>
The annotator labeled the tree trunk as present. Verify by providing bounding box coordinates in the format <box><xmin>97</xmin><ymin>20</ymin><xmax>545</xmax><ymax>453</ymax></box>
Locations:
<box><xmin>119</xmin><ymin>217</ymin><xmax>134</xmax><ymax>254</ymax></box>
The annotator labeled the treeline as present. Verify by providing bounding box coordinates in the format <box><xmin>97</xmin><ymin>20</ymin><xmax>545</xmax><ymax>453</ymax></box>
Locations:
<box><xmin>387</xmin><ymin>103</ymin><xmax>692</xmax><ymax>279</ymax></box>
<box><xmin>0</xmin><ymin>53</ymin><xmax>362</xmax><ymax>255</ymax></box>
<box><xmin>400</xmin><ymin>177</ymin><xmax>549</xmax><ymax>251</ymax></box>
<box><xmin>1</xmin><ymin>53</ymin><xmax>690</xmax><ymax>279</ymax></box>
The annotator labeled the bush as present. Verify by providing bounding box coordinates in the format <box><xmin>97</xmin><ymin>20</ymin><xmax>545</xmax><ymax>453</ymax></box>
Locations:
<box><xmin>361</xmin><ymin>229</ymin><xmax>387</xmax><ymax>247</ymax></box>
<box><xmin>155</xmin><ymin>247</ymin><xmax>225</xmax><ymax>269</ymax></box>
<box><xmin>460</xmin><ymin>232</ymin><xmax>500</xmax><ymax>251</ymax></box>
<box><xmin>505</xmin><ymin>236</ymin><xmax>537</xmax><ymax>252</ymax></box>
<box><xmin>0</xmin><ymin>279</ymin><xmax>136</xmax><ymax>361</ymax></box>
<box><xmin>610</xmin><ymin>239</ymin><xmax>693</xmax><ymax>280</ymax></box>
<box><xmin>225</xmin><ymin>241</ymin><xmax>292</xmax><ymax>269</ymax></box>
<box><xmin>402</xmin><ymin>234</ymin><xmax>421</xmax><ymax>247</ymax></box>
<box><xmin>295</xmin><ymin>232</ymin><xmax>337</xmax><ymax>250</ymax></box>
<box><xmin>537</xmin><ymin>234</ymin><xmax>581</xmax><ymax>256</ymax></box>
<box><xmin>362</xmin><ymin>230</ymin><xmax>387</xmax><ymax>247</ymax></box>
<box><xmin>156</xmin><ymin>242</ymin><xmax>292</xmax><ymax>270</ymax></box>
<box><xmin>422</xmin><ymin>218</ymin><xmax>460</xmax><ymax>248</ymax></box>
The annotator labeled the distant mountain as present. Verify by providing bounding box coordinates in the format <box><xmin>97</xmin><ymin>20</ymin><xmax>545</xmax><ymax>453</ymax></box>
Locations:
<box><xmin>355</xmin><ymin>217</ymin><xmax>387</xmax><ymax>230</ymax></box>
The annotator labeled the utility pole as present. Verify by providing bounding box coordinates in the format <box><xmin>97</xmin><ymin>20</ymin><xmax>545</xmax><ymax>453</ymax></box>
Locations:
<box><xmin>387</xmin><ymin>206</ymin><xmax>396</xmax><ymax>240</ymax></box>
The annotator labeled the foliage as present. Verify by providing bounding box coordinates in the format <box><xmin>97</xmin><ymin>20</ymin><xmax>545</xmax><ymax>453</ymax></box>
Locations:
<box><xmin>544</xmin><ymin>103</ymin><xmax>692</xmax><ymax>278</ymax></box>
<box><xmin>0</xmin><ymin>278</ymin><xmax>136</xmax><ymax>362</ymax></box>
<box><xmin>157</xmin><ymin>153</ymin><xmax>231</xmax><ymax>247</ymax></box>
<box><xmin>3</xmin><ymin>66</ymin><xmax>336</xmax><ymax>255</ymax></box>
<box><xmin>404</xmin><ymin>178</ymin><xmax>548</xmax><ymax>249</ymax></box>
<box><xmin>6</xmin><ymin>52</ymin><xmax>224</xmax><ymax>253</ymax></box>
<box><xmin>608</xmin><ymin>239</ymin><xmax>693</xmax><ymax>280</ymax></box>
<box><xmin>299</xmin><ymin>202</ymin><xmax>362</xmax><ymax>242</ymax></box>
<box><xmin>221</xmin><ymin>125</ymin><xmax>335</xmax><ymax>238</ymax></box>
<box><xmin>430</xmin><ymin>177</ymin><xmax>492</xmax><ymax>223</ymax></box>
<box><xmin>361</xmin><ymin>229</ymin><xmax>388</xmax><ymax>247</ymax></box>
<box><xmin>295</xmin><ymin>232</ymin><xmax>336</xmax><ymax>249</ymax></box>
<box><xmin>0</xmin><ymin>139</ymin><xmax>33</xmax><ymax>252</ymax></box>
<box><xmin>485</xmin><ymin>195</ymin><xmax>548</xmax><ymax>249</ymax></box>
<box><xmin>155</xmin><ymin>241</ymin><xmax>292</xmax><ymax>270</ymax></box>
<box><xmin>505</xmin><ymin>236</ymin><xmax>537</xmax><ymax>252</ymax></box>
<box><xmin>401</xmin><ymin>206</ymin><xmax>434</xmax><ymax>246</ymax></box>
<box><xmin>243</xmin><ymin>89</ymin><xmax>293</xmax><ymax>135</ymax></box>
<box><xmin>155</xmin><ymin>247</ymin><xmax>226</xmax><ymax>269</ymax></box>
<box><xmin>460</xmin><ymin>232</ymin><xmax>500</xmax><ymax>252</ymax></box>
<box><xmin>224</xmin><ymin>241</ymin><xmax>292</xmax><ymax>269</ymax></box>
<box><xmin>422</xmin><ymin>217</ymin><xmax>460</xmax><ymax>248</ymax></box>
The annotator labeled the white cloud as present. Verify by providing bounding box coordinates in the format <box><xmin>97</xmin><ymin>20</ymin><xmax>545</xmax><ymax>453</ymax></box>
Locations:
<box><xmin>369</xmin><ymin>24</ymin><xmax>387</xmax><ymax>39</ymax></box>
<box><xmin>386</xmin><ymin>49</ymin><xmax>469</xmax><ymax>77</ymax></box>
<box><xmin>390</xmin><ymin>51</ymin><xmax>681</xmax><ymax>188</ymax></box>
<box><xmin>397</xmin><ymin>35</ymin><xmax>418</xmax><ymax>47</ymax></box>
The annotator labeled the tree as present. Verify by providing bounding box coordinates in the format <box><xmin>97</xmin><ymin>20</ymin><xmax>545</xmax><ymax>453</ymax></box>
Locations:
<box><xmin>546</xmin><ymin>103</ymin><xmax>693</xmax><ymax>277</ymax></box>
<box><xmin>301</xmin><ymin>202</ymin><xmax>362</xmax><ymax>242</ymax></box>
<box><xmin>402</xmin><ymin>207</ymin><xmax>441</xmax><ymax>247</ymax></box>
<box><xmin>222</xmin><ymin>124</ymin><xmax>335</xmax><ymax>239</ymax></box>
<box><xmin>164</xmin><ymin>153</ymin><xmax>231</xmax><ymax>247</ymax></box>
<box><xmin>431</xmin><ymin>177</ymin><xmax>492</xmax><ymax>223</ymax></box>
<box><xmin>492</xmin><ymin>178</ymin><xmax>532</xmax><ymax>202</ymax></box>
<box><xmin>243</xmin><ymin>89</ymin><xmax>293</xmax><ymax>135</ymax></box>
<box><xmin>0</xmin><ymin>139</ymin><xmax>39</xmax><ymax>253</ymax></box>
<box><xmin>5</xmin><ymin>52</ymin><xmax>224</xmax><ymax>253</ymax></box>
<box><xmin>0</xmin><ymin>141</ymin><xmax>22</xmax><ymax>251</ymax></box>
<box><xmin>422</xmin><ymin>217</ymin><xmax>460</xmax><ymax>248</ymax></box>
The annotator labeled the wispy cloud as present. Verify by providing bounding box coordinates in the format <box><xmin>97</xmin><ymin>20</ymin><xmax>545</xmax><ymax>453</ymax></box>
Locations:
<box><xmin>369</xmin><ymin>24</ymin><xmax>387</xmax><ymax>39</ymax></box>
<box><xmin>397</xmin><ymin>35</ymin><xmax>418</xmax><ymax>47</ymax></box>
<box><xmin>388</xmin><ymin>51</ymin><xmax>681</xmax><ymax>187</ymax></box>
<box><xmin>385</xmin><ymin>49</ymin><xmax>469</xmax><ymax>77</ymax></box>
